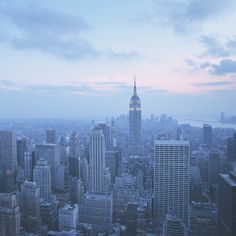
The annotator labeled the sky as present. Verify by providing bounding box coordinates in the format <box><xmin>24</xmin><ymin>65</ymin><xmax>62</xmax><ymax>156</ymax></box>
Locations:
<box><xmin>0</xmin><ymin>0</ymin><xmax>236</xmax><ymax>119</ymax></box>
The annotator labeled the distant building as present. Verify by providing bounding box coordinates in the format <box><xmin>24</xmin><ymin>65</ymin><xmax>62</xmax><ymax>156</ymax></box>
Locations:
<box><xmin>218</xmin><ymin>171</ymin><xmax>236</xmax><ymax>236</ymax></box>
<box><xmin>227</xmin><ymin>132</ymin><xmax>236</xmax><ymax>162</ymax></box>
<box><xmin>60</xmin><ymin>135</ymin><xmax>67</xmax><ymax>163</ymax></box>
<box><xmin>0</xmin><ymin>131</ymin><xmax>17</xmax><ymax>174</ymax></box>
<box><xmin>33</xmin><ymin>158</ymin><xmax>52</xmax><ymax>199</ymax></box>
<box><xmin>46</xmin><ymin>129</ymin><xmax>56</xmax><ymax>144</ymax></box>
<box><xmin>21</xmin><ymin>181</ymin><xmax>41</xmax><ymax>232</ymax></box>
<box><xmin>154</xmin><ymin>139</ymin><xmax>190</xmax><ymax>229</ymax></box>
<box><xmin>0</xmin><ymin>193</ymin><xmax>20</xmax><ymax>236</ymax></box>
<box><xmin>69</xmin><ymin>177</ymin><xmax>84</xmax><ymax>204</ymax></box>
<box><xmin>163</xmin><ymin>212</ymin><xmax>186</xmax><ymax>236</ymax></box>
<box><xmin>40</xmin><ymin>199</ymin><xmax>58</xmax><ymax>231</ymax></box>
<box><xmin>35</xmin><ymin>144</ymin><xmax>60</xmax><ymax>187</ymax></box>
<box><xmin>79</xmin><ymin>193</ymin><xmax>113</xmax><ymax>230</ymax></box>
<box><xmin>17</xmin><ymin>138</ymin><xmax>28</xmax><ymax>168</ymax></box>
<box><xmin>98</xmin><ymin>123</ymin><xmax>111</xmax><ymax>149</ymax></box>
<box><xmin>105</xmin><ymin>150</ymin><xmax>122</xmax><ymax>183</ymax></box>
<box><xmin>68</xmin><ymin>132</ymin><xmax>80</xmax><ymax>178</ymax></box>
<box><xmin>24</xmin><ymin>151</ymin><xmax>33</xmax><ymax>181</ymax></box>
<box><xmin>58</xmin><ymin>204</ymin><xmax>78</xmax><ymax>231</ymax></box>
<box><xmin>208</xmin><ymin>149</ymin><xmax>221</xmax><ymax>185</ymax></box>
<box><xmin>203</xmin><ymin>124</ymin><xmax>212</xmax><ymax>149</ymax></box>
<box><xmin>129</xmin><ymin>78</ymin><xmax>142</xmax><ymax>155</ymax></box>
<box><xmin>89</xmin><ymin>127</ymin><xmax>111</xmax><ymax>193</ymax></box>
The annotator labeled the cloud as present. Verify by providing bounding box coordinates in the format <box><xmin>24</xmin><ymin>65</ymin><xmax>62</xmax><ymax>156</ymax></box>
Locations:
<box><xmin>199</xmin><ymin>35</ymin><xmax>230</xmax><ymax>57</ymax></box>
<box><xmin>185</xmin><ymin>59</ymin><xmax>211</xmax><ymax>71</ymax></box>
<box><xmin>199</xmin><ymin>35</ymin><xmax>236</xmax><ymax>57</ymax></box>
<box><xmin>0</xmin><ymin>3</ymin><xmax>140</xmax><ymax>61</ymax></box>
<box><xmin>107</xmin><ymin>50</ymin><xmax>141</xmax><ymax>61</ymax></box>
<box><xmin>0</xmin><ymin>4</ymin><xmax>99</xmax><ymax>60</ymax></box>
<box><xmin>193</xmin><ymin>81</ymin><xmax>232</xmax><ymax>87</ymax></box>
<box><xmin>186</xmin><ymin>58</ymin><xmax>236</xmax><ymax>76</ymax></box>
<box><xmin>0</xmin><ymin>80</ymin><xmax>20</xmax><ymax>90</ymax></box>
<box><xmin>211</xmin><ymin>59</ymin><xmax>236</xmax><ymax>75</ymax></box>
<box><xmin>143</xmin><ymin>0</ymin><xmax>235</xmax><ymax>33</ymax></box>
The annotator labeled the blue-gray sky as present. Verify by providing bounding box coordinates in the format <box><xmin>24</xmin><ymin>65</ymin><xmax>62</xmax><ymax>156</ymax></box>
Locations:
<box><xmin>0</xmin><ymin>0</ymin><xmax>236</xmax><ymax>119</ymax></box>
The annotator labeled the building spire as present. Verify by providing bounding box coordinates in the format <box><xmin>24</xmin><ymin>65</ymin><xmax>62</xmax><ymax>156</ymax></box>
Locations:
<box><xmin>133</xmin><ymin>76</ymin><xmax>137</xmax><ymax>96</ymax></box>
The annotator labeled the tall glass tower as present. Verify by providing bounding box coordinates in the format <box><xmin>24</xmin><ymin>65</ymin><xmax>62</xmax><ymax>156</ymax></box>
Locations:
<box><xmin>129</xmin><ymin>78</ymin><xmax>142</xmax><ymax>155</ymax></box>
<box><xmin>89</xmin><ymin>127</ymin><xmax>111</xmax><ymax>193</ymax></box>
<box><xmin>154</xmin><ymin>139</ymin><xmax>190</xmax><ymax>229</ymax></box>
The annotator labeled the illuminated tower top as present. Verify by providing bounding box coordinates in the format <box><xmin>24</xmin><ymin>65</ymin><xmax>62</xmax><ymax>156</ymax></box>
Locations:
<box><xmin>129</xmin><ymin>77</ymin><xmax>141</xmax><ymax>111</ymax></box>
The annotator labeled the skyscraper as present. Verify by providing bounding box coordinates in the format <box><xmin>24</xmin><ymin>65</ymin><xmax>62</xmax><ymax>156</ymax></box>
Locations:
<box><xmin>129</xmin><ymin>78</ymin><xmax>142</xmax><ymax>155</ymax></box>
<box><xmin>17</xmin><ymin>138</ymin><xmax>28</xmax><ymax>168</ymax></box>
<box><xmin>203</xmin><ymin>124</ymin><xmax>212</xmax><ymax>149</ymax></box>
<box><xmin>21</xmin><ymin>181</ymin><xmax>41</xmax><ymax>232</ymax></box>
<box><xmin>0</xmin><ymin>193</ymin><xmax>20</xmax><ymax>236</ymax></box>
<box><xmin>218</xmin><ymin>171</ymin><xmax>236</xmax><ymax>236</ymax></box>
<box><xmin>227</xmin><ymin>132</ymin><xmax>236</xmax><ymax>162</ymax></box>
<box><xmin>33</xmin><ymin>158</ymin><xmax>52</xmax><ymax>199</ymax></box>
<box><xmin>79</xmin><ymin>127</ymin><xmax>113</xmax><ymax>233</ymax></box>
<box><xmin>154</xmin><ymin>139</ymin><xmax>190</xmax><ymax>229</ymax></box>
<box><xmin>98</xmin><ymin>123</ymin><xmax>111</xmax><ymax>149</ymax></box>
<box><xmin>105</xmin><ymin>150</ymin><xmax>122</xmax><ymax>183</ymax></box>
<box><xmin>208</xmin><ymin>149</ymin><xmax>221</xmax><ymax>185</ymax></box>
<box><xmin>46</xmin><ymin>129</ymin><xmax>56</xmax><ymax>144</ymax></box>
<box><xmin>0</xmin><ymin>131</ymin><xmax>17</xmax><ymax>174</ymax></box>
<box><xmin>24</xmin><ymin>151</ymin><xmax>33</xmax><ymax>181</ymax></box>
<box><xmin>68</xmin><ymin>132</ymin><xmax>80</xmax><ymax>178</ymax></box>
<box><xmin>89</xmin><ymin>127</ymin><xmax>110</xmax><ymax>193</ymax></box>
<box><xmin>35</xmin><ymin>144</ymin><xmax>60</xmax><ymax>187</ymax></box>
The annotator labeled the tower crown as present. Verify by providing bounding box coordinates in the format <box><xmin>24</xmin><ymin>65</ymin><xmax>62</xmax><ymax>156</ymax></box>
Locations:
<box><xmin>130</xmin><ymin>77</ymin><xmax>141</xmax><ymax>110</ymax></box>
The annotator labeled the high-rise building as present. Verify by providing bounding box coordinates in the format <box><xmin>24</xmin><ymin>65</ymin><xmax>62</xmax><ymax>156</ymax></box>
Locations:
<box><xmin>98</xmin><ymin>123</ymin><xmax>111</xmax><ymax>149</ymax></box>
<box><xmin>60</xmin><ymin>135</ymin><xmax>67</xmax><ymax>163</ymax></box>
<box><xmin>35</xmin><ymin>144</ymin><xmax>60</xmax><ymax>187</ymax></box>
<box><xmin>105</xmin><ymin>150</ymin><xmax>122</xmax><ymax>183</ymax></box>
<box><xmin>46</xmin><ymin>129</ymin><xmax>56</xmax><ymax>144</ymax></box>
<box><xmin>17</xmin><ymin>138</ymin><xmax>28</xmax><ymax>168</ymax></box>
<box><xmin>24</xmin><ymin>151</ymin><xmax>33</xmax><ymax>181</ymax></box>
<box><xmin>89</xmin><ymin>127</ymin><xmax>110</xmax><ymax>193</ymax></box>
<box><xmin>154</xmin><ymin>139</ymin><xmax>190</xmax><ymax>229</ymax></box>
<box><xmin>80</xmin><ymin>157</ymin><xmax>89</xmax><ymax>186</ymax></box>
<box><xmin>21</xmin><ymin>181</ymin><xmax>41</xmax><ymax>232</ymax></box>
<box><xmin>227</xmin><ymin>132</ymin><xmax>236</xmax><ymax>162</ymax></box>
<box><xmin>68</xmin><ymin>132</ymin><xmax>80</xmax><ymax>178</ymax></box>
<box><xmin>163</xmin><ymin>212</ymin><xmax>186</xmax><ymax>236</ymax></box>
<box><xmin>218</xmin><ymin>171</ymin><xmax>236</xmax><ymax>236</ymax></box>
<box><xmin>78</xmin><ymin>127</ymin><xmax>112</xmax><ymax>233</ymax></box>
<box><xmin>203</xmin><ymin>124</ymin><xmax>212</xmax><ymax>149</ymax></box>
<box><xmin>58</xmin><ymin>204</ymin><xmax>78</xmax><ymax>231</ymax></box>
<box><xmin>40</xmin><ymin>199</ymin><xmax>58</xmax><ymax>231</ymax></box>
<box><xmin>33</xmin><ymin>158</ymin><xmax>52</xmax><ymax>199</ymax></box>
<box><xmin>129</xmin><ymin>78</ymin><xmax>142</xmax><ymax>155</ymax></box>
<box><xmin>79</xmin><ymin>193</ymin><xmax>113</xmax><ymax>229</ymax></box>
<box><xmin>69</xmin><ymin>177</ymin><xmax>84</xmax><ymax>204</ymax></box>
<box><xmin>208</xmin><ymin>149</ymin><xmax>221</xmax><ymax>185</ymax></box>
<box><xmin>0</xmin><ymin>193</ymin><xmax>20</xmax><ymax>236</ymax></box>
<box><xmin>0</xmin><ymin>131</ymin><xmax>17</xmax><ymax>174</ymax></box>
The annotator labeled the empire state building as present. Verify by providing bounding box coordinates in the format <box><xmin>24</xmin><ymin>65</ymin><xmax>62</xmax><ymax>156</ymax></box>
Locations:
<box><xmin>129</xmin><ymin>78</ymin><xmax>142</xmax><ymax>155</ymax></box>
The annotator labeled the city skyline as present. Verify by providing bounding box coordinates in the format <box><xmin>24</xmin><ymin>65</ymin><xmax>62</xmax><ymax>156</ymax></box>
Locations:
<box><xmin>1</xmin><ymin>1</ymin><xmax>236</xmax><ymax>118</ymax></box>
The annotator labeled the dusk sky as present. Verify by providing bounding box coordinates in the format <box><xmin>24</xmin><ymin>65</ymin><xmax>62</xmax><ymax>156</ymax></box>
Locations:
<box><xmin>0</xmin><ymin>0</ymin><xmax>236</xmax><ymax>119</ymax></box>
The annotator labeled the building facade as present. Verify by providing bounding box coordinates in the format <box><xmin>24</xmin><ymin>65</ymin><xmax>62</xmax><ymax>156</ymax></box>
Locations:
<box><xmin>33</xmin><ymin>158</ymin><xmax>52</xmax><ymax>199</ymax></box>
<box><xmin>218</xmin><ymin>172</ymin><xmax>236</xmax><ymax>236</ymax></box>
<box><xmin>129</xmin><ymin>79</ymin><xmax>142</xmax><ymax>156</ymax></box>
<box><xmin>154</xmin><ymin>139</ymin><xmax>190</xmax><ymax>229</ymax></box>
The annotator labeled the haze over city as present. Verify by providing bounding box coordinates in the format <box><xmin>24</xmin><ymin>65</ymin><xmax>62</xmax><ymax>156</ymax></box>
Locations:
<box><xmin>1</xmin><ymin>1</ymin><xmax>236</xmax><ymax>236</ymax></box>
<box><xmin>1</xmin><ymin>0</ymin><xmax>236</xmax><ymax>118</ymax></box>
